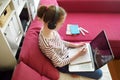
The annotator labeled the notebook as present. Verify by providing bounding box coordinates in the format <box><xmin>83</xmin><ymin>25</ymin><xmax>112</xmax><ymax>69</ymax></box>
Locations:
<box><xmin>68</xmin><ymin>46</ymin><xmax>92</xmax><ymax>65</ymax></box>
<box><xmin>66</xmin><ymin>24</ymin><xmax>80</xmax><ymax>35</ymax></box>
<box><xmin>69</xmin><ymin>30</ymin><xmax>114</xmax><ymax>72</ymax></box>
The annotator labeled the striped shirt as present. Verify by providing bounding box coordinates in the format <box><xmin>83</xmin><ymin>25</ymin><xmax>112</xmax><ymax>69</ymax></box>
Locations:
<box><xmin>39</xmin><ymin>30</ymin><xmax>70</xmax><ymax>67</ymax></box>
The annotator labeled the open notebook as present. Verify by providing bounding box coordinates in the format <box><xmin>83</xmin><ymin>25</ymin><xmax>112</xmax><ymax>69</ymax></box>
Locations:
<box><xmin>68</xmin><ymin>45</ymin><xmax>92</xmax><ymax>65</ymax></box>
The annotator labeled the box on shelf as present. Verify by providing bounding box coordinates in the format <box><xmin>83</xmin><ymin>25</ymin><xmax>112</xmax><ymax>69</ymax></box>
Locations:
<box><xmin>0</xmin><ymin>5</ymin><xmax>12</xmax><ymax>27</ymax></box>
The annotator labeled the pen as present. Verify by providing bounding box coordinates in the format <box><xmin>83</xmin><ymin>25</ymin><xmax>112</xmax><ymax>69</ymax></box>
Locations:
<box><xmin>79</xmin><ymin>28</ymin><xmax>85</xmax><ymax>36</ymax></box>
<box><xmin>80</xmin><ymin>27</ymin><xmax>89</xmax><ymax>33</ymax></box>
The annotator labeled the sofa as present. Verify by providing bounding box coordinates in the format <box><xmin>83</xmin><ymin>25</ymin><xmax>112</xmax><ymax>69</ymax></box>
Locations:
<box><xmin>12</xmin><ymin>0</ymin><xmax>120</xmax><ymax>80</ymax></box>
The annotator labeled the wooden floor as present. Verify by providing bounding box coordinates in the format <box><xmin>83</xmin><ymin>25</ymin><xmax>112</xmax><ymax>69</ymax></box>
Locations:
<box><xmin>108</xmin><ymin>60</ymin><xmax>120</xmax><ymax>80</ymax></box>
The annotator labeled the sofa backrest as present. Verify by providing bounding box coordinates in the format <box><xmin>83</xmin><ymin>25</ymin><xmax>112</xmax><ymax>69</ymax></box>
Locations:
<box><xmin>40</xmin><ymin>0</ymin><xmax>58</xmax><ymax>6</ymax></box>
<box><xmin>57</xmin><ymin>0</ymin><xmax>120</xmax><ymax>13</ymax></box>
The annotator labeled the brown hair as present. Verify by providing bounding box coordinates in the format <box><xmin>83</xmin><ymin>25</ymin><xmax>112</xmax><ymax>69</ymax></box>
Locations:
<box><xmin>37</xmin><ymin>5</ymin><xmax>66</xmax><ymax>24</ymax></box>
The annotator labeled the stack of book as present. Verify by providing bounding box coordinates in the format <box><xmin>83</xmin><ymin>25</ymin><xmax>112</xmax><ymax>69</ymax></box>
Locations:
<box><xmin>66</xmin><ymin>24</ymin><xmax>89</xmax><ymax>35</ymax></box>
<box><xmin>66</xmin><ymin>24</ymin><xmax>80</xmax><ymax>35</ymax></box>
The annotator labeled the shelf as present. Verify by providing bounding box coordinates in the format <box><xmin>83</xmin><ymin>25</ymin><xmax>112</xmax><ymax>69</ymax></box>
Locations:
<box><xmin>28</xmin><ymin>0</ymin><xmax>40</xmax><ymax>20</ymax></box>
<box><xmin>12</xmin><ymin>33</ymin><xmax>23</xmax><ymax>57</ymax></box>
<box><xmin>0</xmin><ymin>0</ymin><xmax>11</xmax><ymax>16</ymax></box>
<box><xmin>34</xmin><ymin>0</ymin><xmax>40</xmax><ymax>11</ymax></box>
<box><xmin>19</xmin><ymin>6</ymin><xmax>31</xmax><ymax>35</ymax></box>
<box><xmin>15</xmin><ymin>0</ymin><xmax>26</xmax><ymax>16</ymax></box>
<box><xmin>29</xmin><ymin>3</ymin><xmax>36</xmax><ymax>19</ymax></box>
<box><xmin>0</xmin><ymin>10</ymin><xmax>15</xmax><ymax>33</ymax></box>
<box><xmin>23</xmin><ymin>20</ymin><xmax>31</xmax><ymax>36</ymax></box>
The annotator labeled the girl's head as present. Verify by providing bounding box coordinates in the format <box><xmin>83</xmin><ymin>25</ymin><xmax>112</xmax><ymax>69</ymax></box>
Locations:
<box><xmin>37</xmin><ymin>5</ymin><xmax>66</xmax><ymax>30</ymax></box>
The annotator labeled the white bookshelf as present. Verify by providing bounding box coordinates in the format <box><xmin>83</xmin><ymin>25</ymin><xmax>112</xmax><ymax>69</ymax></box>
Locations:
<box><xmin>0</xmin><ymin>0</ymin><xmax>40</xmax><ymax>70</ymax></box>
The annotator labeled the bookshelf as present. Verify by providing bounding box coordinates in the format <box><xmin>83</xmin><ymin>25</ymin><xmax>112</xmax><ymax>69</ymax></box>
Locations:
<box><xmin>0</xmin><ymin>0</ymin><xmax>40</xmax><ymax>70</ymax></box>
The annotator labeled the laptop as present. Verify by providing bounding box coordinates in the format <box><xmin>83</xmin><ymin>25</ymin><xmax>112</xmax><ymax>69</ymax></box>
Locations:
<box><xmin>69</xmin><ymin>30</ymin><xmax>114</xmax><ymax>72</ymax></box>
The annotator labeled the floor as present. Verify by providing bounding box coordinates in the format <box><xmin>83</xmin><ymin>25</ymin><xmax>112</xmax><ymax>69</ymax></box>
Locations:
<box><xmin>59</xmin><ymin>64</ymin><xmax>112</xmax><ymax>80</ymax></box>
<box><xmin>0</xmin><ymin>70</ymin><xmax>13</xmax><ymax>80</ymax></box>
<box><xmin>108</xmin><ymin>60</ymin><xmax>120</xmax><ymax>80</ymax></box>
<box><xmin>0</xmin><ymin>38</ymin><xmax>23</xmax><ymax>80</ymax></box>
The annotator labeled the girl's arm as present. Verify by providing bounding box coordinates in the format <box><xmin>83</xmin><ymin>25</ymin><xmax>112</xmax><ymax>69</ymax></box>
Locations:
<box><xmin>63</xmin><ymin>40</ymin><xmax>86</xmax><ymax>48</ymax></box>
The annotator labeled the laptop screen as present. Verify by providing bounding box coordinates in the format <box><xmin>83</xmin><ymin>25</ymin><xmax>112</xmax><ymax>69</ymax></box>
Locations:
<box><xmin>90</xmin><ymin>30</ymin><xmax>114</xmax><ymax>69</ymax></box>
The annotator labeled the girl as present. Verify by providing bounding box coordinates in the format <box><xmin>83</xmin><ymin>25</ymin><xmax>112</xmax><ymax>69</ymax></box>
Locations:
<box><xmin>37</xmin><ymin>5</ymin><xmax>102</xmax><ymax>79</ymax></box>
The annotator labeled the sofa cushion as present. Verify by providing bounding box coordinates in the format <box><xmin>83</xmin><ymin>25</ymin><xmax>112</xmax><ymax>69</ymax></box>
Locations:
<box><xmin>19</xmin><ymin>17</ymin><xmax>59</xmax><ymax>80</ymax></box>
<box><xmin>57</xmin><ymin>0</ymin><xmax>120</xmax><ymax>13</ymax></box>
<box><xmin>12</xmin><ymin>62</ymin><xmax>49</xmax><ymax>80</ymax></box>
<box><xmin>58</xmin><ymin>13</ymin><xmax>120</xmax><ymax>59</ymax></box>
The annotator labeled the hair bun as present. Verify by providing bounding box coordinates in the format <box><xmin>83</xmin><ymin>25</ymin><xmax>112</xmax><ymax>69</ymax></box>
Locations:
<box><xmin>37</xmin><ymin>5</ymin><xmax>48</xmax><ymax>19</ymax></box>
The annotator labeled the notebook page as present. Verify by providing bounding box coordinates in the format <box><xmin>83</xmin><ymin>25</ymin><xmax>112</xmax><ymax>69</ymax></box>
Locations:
<box><xmin>68</xmin><ymin>44</ymin><xmax>92</xmax><ymax>65</ymax></box>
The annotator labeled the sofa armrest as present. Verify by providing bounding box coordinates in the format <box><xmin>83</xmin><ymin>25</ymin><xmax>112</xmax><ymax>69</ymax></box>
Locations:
<box><xmin>12</xmin><ymin>62</ymin><xmax>50</xmax><ymax>80</ymax></box>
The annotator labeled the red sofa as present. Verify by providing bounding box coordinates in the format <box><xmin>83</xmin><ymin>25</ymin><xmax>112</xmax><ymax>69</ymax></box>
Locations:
<box><xmin>12</xmin><ymin>0</ymin><xmax>120</xmax><ymax>80</ymax></box>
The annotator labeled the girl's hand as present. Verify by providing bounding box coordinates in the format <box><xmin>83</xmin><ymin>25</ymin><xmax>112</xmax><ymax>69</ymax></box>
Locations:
<box><xmin>78</xmin><ymin>47</ymin><xmax>87</xmax><ymax>56</ymax></box>
<box><xmin>70</xmin><ymin>47</ymin><xmax>87</xmax><ymax>62</ymax></box>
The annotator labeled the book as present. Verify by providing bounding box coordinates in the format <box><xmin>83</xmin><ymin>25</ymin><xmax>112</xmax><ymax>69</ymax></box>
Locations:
<box><xmin>66</xmin><ymin>24</ymin><xmax>71</xmax><ymax>35</ymax></box>
<box><xmin>66</xmin><ymin>24</ymin><xmax>80</xmax><ymax>35</ymax></box>
<box><xmin>70</xmin><ymin>24</ymin><xmax>80</xmax><ymax>34</ymax></box>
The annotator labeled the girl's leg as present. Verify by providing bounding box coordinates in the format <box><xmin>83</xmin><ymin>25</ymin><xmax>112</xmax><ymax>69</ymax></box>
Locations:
<box><xmin>72</xmin><ymin>69</ymin><xmax>102</xmax><ymax>79</ymax></box>
<box><xmin>57</xmin><ymin>65</ymin><xmax>103</xmax><ymax>79</ymax></box>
